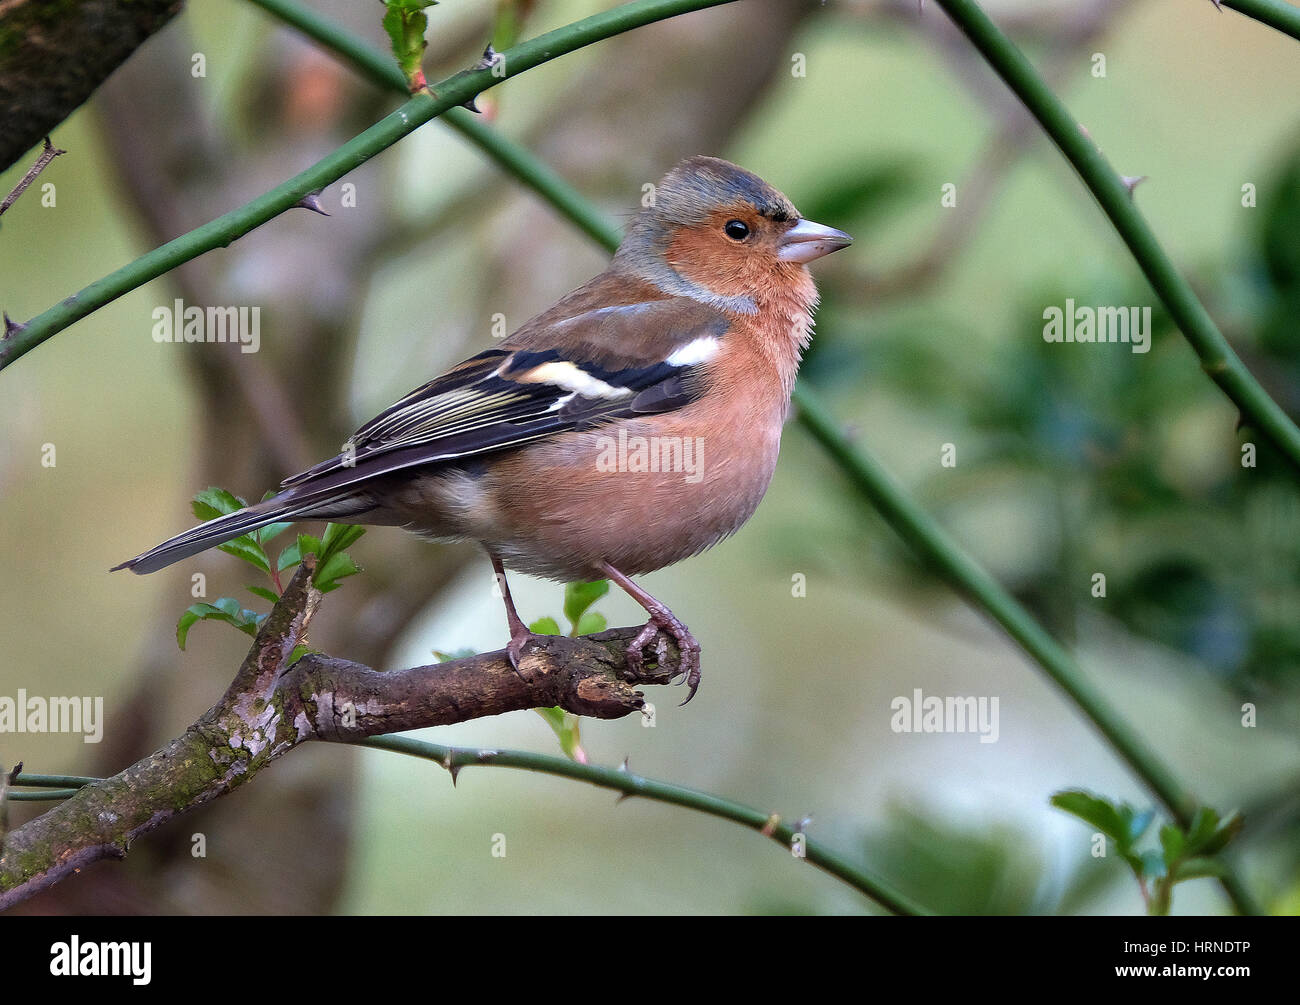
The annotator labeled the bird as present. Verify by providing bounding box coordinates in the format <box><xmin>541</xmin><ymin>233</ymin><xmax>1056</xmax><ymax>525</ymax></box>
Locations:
<box><xmin>113</xmin><ymin>155</ymin><xmax>852</xmax><ymax>703</ymax></box>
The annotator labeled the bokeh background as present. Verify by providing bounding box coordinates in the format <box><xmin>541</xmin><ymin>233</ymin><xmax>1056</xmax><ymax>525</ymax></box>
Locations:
<box><xmin>2</xmin><ymin>0</ymin><xmax>1299</xmax><ymax>915</ymax></box>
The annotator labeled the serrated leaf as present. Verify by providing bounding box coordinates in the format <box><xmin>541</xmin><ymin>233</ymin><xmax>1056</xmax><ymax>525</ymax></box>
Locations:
<box><xmin>277</xmin><ymin>541</ymin><xmax>302</xmax><ymax>572</ymax></box>
<box><xmin>315</xmin><ymin>551</ymin><xmax>360</xmax><ymax>592</ymax></box>
<box><xmin>529</xmin><ymin>616</ymin><xmax>561</xmax><ymax>636</ymax></box>
<box><xmin>247</xmin><ymin>585</ymin><xmax>280</xmax><ymax>603</ymax></box>
<box><xmin>1051</xmin><ymin>790</ymin><xmax>1126</xmax><ymax>842</ymax></box>
<box><xmin>192</xmin><ymin>486</ymin><xmax>245</xmax><ymax>519</ymax></box>
<box><xmin>564</xmin><ymin>580</ymin><xmax>608</xmax><ymax>627</ymax></box>
<box><xmin>216</xmin><ymin>535</ymin><xmax>271</xmax><ymax>574</ymax></box>
<box><xmin>175</xmin><ymin>601</ymin><xmax>259</xmax><ymax>650</ymax></box>
<box><xmin>574</xmin><ymin>611</ymin><xmax>606</xmax><ymax>636</ymax></box>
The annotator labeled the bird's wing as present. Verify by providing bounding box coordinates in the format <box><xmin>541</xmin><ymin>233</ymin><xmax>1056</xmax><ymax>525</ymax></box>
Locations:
<box><xmin>277</xmin><ymin>298</ymin><xmax>728</xmax><ymax>494</ymax></box>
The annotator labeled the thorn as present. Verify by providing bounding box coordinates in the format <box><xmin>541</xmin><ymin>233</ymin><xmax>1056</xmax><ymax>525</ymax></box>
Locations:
<box><xmin>3</xmin><ymin>312</ymin><xmax>27</xmax><ymax>338</ymax></box>
<box><xmin>294</xmin><ymin>189</ymin><xmax>330</xmax><ymax>216</ymax></box>
<box><xmin>618</xmin><ymin>756</ymin><xmax>631</xmax><ymax>773</ymax></box>
<box><xmin>795</xmin><ymin>814</ymin><xmax>813</xmax><ymax>832</ymax></box>
<box><xmin>615</xmin><ymin>791</ymin><xmax>633</xmax><ymax>804</ymax></box>
<box><xmin>6</xmin><ymin>762</ymin><xmax>22</xmax><ymax>784</ymax></box>
<box><xmin>1121</xmin><ymin>175</ymin><xmax>1148</xmax><ymax>196</ymax></box>
<box><xmin>1210</xmin><ymin>0</ymin><xmax>1222</xmax><ymax>9</ymax></box>
<box><xmin>462</xmin><ymin>95</ymin><xmax>481</xmax><ymax>113</ymax></box>
<box><xmin>759</xmin><ymin>813</ymin><xmax>781</xmax><ymax>837</ymax></box>
<box><xmin>442</xmin><ymin>749</ymin><xmax>460</xmax><ymax>786</ymax></box>
<box><xmin>474</xmin><ymin>45</ymin><xmax>500</xmax><ymax>71</ymax></box>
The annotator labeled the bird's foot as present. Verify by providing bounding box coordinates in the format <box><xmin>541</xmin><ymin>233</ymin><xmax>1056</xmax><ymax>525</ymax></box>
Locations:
<box><xmin>624</xmin><ymin>610</ymin><xmax>701</xmax><ymax>705</ymax></box>
<box><xmin>505</xmin><ymin>626</ymin><xmax>543</xmax><ymax>677</ymax></box>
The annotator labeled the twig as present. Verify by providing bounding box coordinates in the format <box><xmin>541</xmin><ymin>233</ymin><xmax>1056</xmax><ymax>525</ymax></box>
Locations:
<box><xmin>0</xmin><ymin>138</ymin><xmax>65</xmax><ymax>217</ymax></box>
<box><xmin>0</xmin><ymin>0</ymin><xmax>740</xmax><ymax>371</ymax></box>
<box><xmin>365</xmin><ymin>735</ymin><xmax>930</xmax><ymax>915</ymax></box>
<box><xmin>933</xmin><ymin>0</ymin><xmax>1300</xmax><ymax>476</ymax></box>
<box><xmin>0</xmin><ymin>564</ymin><xmax>921</xmax><ymax>915</ymax></box>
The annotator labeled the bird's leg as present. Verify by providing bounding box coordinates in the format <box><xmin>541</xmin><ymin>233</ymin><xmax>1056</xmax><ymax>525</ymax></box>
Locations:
<box><xmin>490</xmin><ymin>553</ymin><xmax>533</xmax><ymax>673</ymax></box>
<box><xmin>598</xmin><ymin>561</ymin><xmax>702</xmax><ymax>704</ymax></box>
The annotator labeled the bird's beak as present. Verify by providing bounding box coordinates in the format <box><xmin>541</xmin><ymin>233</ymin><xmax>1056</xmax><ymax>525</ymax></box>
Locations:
<box><xmin>777</xmin><ymin>218</ymin><xmax>853</xmax><ymax>263</ymax></box>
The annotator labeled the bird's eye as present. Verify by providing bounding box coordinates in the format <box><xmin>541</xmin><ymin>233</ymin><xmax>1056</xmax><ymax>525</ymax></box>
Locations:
<box><xmin>723</xmin><ymin>219</ymin><xmax>750</xmax><ymax>241</ymax></box>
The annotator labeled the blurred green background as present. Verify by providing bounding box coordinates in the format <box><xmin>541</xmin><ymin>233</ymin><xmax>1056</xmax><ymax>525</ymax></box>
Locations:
<box><xmin>2</xmin><ymin>0</ymin><xmax>1299</xmax><ymax>915</ymax></box>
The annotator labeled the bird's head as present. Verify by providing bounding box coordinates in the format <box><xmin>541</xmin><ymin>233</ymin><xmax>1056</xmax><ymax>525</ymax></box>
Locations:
<box><xmin>614</xmin><ymin>156</ymin><xmax>852</xmax><ymax>308</ymax></box>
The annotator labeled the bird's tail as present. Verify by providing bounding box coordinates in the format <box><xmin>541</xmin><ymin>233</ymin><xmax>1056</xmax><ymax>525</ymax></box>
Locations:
<box><xmin>111</xmin><ymin>489</ymin><xmax>369</xmax><ymax>575</ymax></box>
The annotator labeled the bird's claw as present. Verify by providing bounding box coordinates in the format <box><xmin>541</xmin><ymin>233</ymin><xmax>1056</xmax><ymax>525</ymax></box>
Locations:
<box><xmin>506</xmin><ymin>627</ymin><xmax>538</xmax><ymax>678</ymax></box>
<box><xmin>624</xmin><ymin>612</ymin><xmax>701</xmax><ymax>705</ymax></box>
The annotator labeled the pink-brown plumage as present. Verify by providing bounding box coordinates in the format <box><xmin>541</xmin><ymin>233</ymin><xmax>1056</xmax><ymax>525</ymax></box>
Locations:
<box><xmin>115</xmin><ymin>155</ymin><xmax>852</xmax><ymax>702</ymax></box>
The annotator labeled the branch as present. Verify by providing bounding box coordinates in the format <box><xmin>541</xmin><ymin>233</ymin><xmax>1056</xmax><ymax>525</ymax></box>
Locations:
<box><xmin>933</xmin><ymin>0</ymin><xmax>1300</xmax><ymax>475</ymax></box>
<box><xmin>246</xmin><ymin>0</ymin><xmax>624</xmax><ymax>250</ymax></box>
<box><xmin>0</xmin><ymin>0</ymin><xmax>738</xmax><ymax>372</ymax></box>
<box><xmin>0</xmin><ymin>137</ymin><xmax>65</xmax><ymax>217</ymax></box>
<box><xmin>363</xmin><ymin>735</ymin><xmax>930</xmax><ymax>916</ymax></box>
<box><xmin>0</xmin><ymin>560</ymin><xmax>691</xmax><ymax>911</ymax></box>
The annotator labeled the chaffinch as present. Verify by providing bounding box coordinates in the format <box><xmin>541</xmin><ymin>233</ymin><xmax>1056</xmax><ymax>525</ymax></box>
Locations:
<box><xmin>115</xmin><ymin>155</ymin><xmax>852</xmax><ymax>702</ymax></box>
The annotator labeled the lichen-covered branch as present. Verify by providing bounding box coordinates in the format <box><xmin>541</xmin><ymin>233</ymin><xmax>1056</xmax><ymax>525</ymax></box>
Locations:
<box><xmin>0</xmin><ymin>560</ymin><xmax>672</xmax><ymax>911</ymax></box>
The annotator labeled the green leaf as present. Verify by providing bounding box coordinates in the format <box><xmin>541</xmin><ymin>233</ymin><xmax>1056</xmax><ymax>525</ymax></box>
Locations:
<box><xmin>1172</xmin><ymin>857</ymin><xmax>1227</xmax><ymax>882</ymax></box>
<box><xmin>315</xmin><ymin>551</ymin><xmax>361</xmax><ymax>593</ymax></box>
<box><xmin>192</xmin><ymin>486</ymin><xmax>245</xmax><ymax>520</ymax></box>
<box><xmin>256</xmin><ymin>522</ymin><xmax>293</xmax><ymax>547</ymax></box>
<box><xmin>1198</xmin><ymin>812</ymin><xmax>1244</xmax><ymax>856</ymax></box>
<box><xmin>247</xmin><ymin>585</ymin><xmax>280</xmax><ymax>603</ymax></box>
<box><xmin>321</xmin><ymin>522</ymin><xmax>365</xmax><ymax>559</ymax></box>
<box><xmin>277</xmin><ymin>541</ymin><xmax>302</xmax><ymax>572</ymax></box>
<box><xmin>382</xmin><ymin>0</ymin><xmax>437</xmax><ymax>85</ymax></box>
<box><xmin>529</xmin><ymin>616</ymin><xmax>562</xmax><ymax>636</ymax></box>
<box><xmin>564</xmin><ymin>580</ymin><xmax>608</xmax><ymax>627</ymax></box>
<box><xmin>534</xmin><ymin>706</ymin><xmax>585</xmax><ymax>762</ymax></box>
<box><xmin>288</xmin><ymin>644</ymin><xmax>317</xmax><ymax>667</ymax></box>
<box><xmin>175</xmin><ymin>600</ymin><xmax>260</xmax><ymax>650</ymax></box>
<box><xmin>216</xmin><ymin>536</ymin><xmax>271</xmax><ymax>574</ymax></box>
<box><xmin>1159</xmin><ymin>824</ymin><xmax>1185</xmax><ymax>868</ymax></box>
<box><xmin>574</xmin><ymin>611</ymin><xmax>606</xmax><ymax>636</ymax></box>
<box><xmin>1185</xmin><ymin>806</ymin><xmax>1223</xmax><ymax>853</ymax></box>
<box><xmin>297</xmin><ymin>533</ymin><xmax>323</xmax><ymax>560</ymax></box>
<box><xmin>1051</xmin><ymin>790</ymin><xmax>1126</xmax><ymax>842</ymax></box>
<box><xmin>432</xmin><ymin>647</ymin><xmax>477</xmax><ymax>663</ymax></box>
